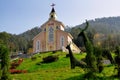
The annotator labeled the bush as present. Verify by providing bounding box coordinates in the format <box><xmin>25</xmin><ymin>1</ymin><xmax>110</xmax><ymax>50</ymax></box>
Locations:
<box><xmin>42</xmin><ymin>55</ymin><xmax>59</xmax><ymax>63</ymax></box>
<box><xmin>31</xmin><ymin>56</ymin><xmax>37</xmax><ymax>61</ymax></box>
<box><xmin>66</xmin><ymin>54</ymin><xmax>70</xmax><ymax>57</ymax></box>
<box><xmin>10</xmin><ymin>62</ymin><xmax>20</xmax><ymax>69</ymax></box>
<box><xmin>102</xmin><ymin>49</ymin><xmax>114</xmax><ymax>63</ymax></box>
<box><xmin>94</xmin><ymin>46</ymin><xmax>104</xmax><ymax>73</ymax></box>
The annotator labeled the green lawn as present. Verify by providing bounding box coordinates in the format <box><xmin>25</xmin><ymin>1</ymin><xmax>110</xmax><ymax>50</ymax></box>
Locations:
<box><xmin>11</xmin><ymin>51</ymin><xmax>119</xmax><ymax>80</ymax></box>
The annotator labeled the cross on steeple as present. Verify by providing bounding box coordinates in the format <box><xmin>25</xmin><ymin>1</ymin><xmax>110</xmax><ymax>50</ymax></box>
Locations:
<box><xmin>49</xmin><ymin>3</ymin><xmax>57</xmax><ymax>20</ymax></box>
<box><xmin>51</xmin><ymin>3</ymin><xmax>55</xmax><ymax>8</ymax></box>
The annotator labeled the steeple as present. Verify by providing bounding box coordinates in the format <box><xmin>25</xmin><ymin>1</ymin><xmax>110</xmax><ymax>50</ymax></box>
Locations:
<box><xmin>49</xmin><ymin>3</ymin><xmax>57</xmax><ymax>20</ymax></box>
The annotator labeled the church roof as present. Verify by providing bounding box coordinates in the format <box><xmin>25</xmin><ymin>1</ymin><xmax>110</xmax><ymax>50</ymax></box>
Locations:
<box><xmin>32</xmin><ymin>31</ymin><xmax>44</xmax><ymax>40</ymax></box>
<box><xmin>57</xmin><ymin>30</ymin><xmax>73</xmax><ymax>39</ymax></box>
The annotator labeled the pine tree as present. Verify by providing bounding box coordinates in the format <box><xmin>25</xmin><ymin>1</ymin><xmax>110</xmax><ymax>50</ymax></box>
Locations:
<box><xmin>0</xmin><ymin>44</ymin><xmax>10</xmax><ymax>80</ymax></box>
<box><xmin>115</xmin><ymin>46</ymin><xmax>120</xmax><ymax>78</ymax></box>
<box><xmin>78</xmin><ymin>20</ymin><xmax>98</xmax><ymax>78</ymax></box>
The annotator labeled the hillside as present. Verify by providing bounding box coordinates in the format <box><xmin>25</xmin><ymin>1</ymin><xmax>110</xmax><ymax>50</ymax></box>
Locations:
<box><xmin>75</xmin><ymin>17</ymin><xmax>120</xmax><ymax>34</ymax></box>
<box><xmin>10</xmin><ymin>51</ymin><xmax>119</xmax><ymax>80</ymax></box>
<box><xmin>69</xmin><ymin>16</ymin><xmax>120</xmax><ymax>38</ymax></box>
<box><xmin>18</xmin><ymin>27</ymin><xmax>41</xmax><ymax>41</ymax></box>
<box><xmin>0</xmin><ymin>16</ymin><xmax>120</xmax><ymax>53</ymax></box>
<box><xmin>68</xmin><ymin>17</ymin><xmax>120</xmax><ymax>48</ymax></box>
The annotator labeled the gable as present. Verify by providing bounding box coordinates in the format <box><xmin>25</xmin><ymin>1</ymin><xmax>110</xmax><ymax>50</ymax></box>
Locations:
<box><xmin>40</xmin><ymin>19</ymin><xmax>65</xmax><ymax>31</ymax></box>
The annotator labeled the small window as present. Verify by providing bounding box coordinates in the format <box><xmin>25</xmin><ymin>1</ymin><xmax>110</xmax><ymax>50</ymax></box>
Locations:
<box><xmin>51</xmin><ymin>15</ymin><xmax>53</xmax><ymax>18</ymax></box>
<box><xmin>44</xmin><ymin>28</ymin><xmax>46</xmax><ymax>32</ymax></box>
<box><xmin>60</xmin><ymin>36</ymin><xmax>64</xmax><ymax>48</ymax></box>
<box><xmin>56</xmin><ymin>26</ymin><xmax>59</xmax><ymax>29</ymax></box>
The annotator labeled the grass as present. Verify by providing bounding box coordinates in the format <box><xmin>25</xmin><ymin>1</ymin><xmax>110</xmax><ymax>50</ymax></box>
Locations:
<box><xmin>11</xmin><ymin>51</ymin><xmax>119</xmax><ymax>80</ymax></box>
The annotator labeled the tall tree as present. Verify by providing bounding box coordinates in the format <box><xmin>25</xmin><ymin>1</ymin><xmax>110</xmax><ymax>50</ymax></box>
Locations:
<box><xmin>115</xmin><ymin>46</ymin><xmax>120</xmax><ymax>78</ymax></box>
<box><xmin>78</xmin><ymin>20</ymin><xmax>98</xmax><ymax>78</ymax></box>
<box><xmin>0</xmin><ymin>44</ymin><xmax>10</xmax><ymax>80</ymax></box>
<box><xmin>0</xmin><ymin>32</ymin><xmax>10</xmax><ymax>45</ymax></box>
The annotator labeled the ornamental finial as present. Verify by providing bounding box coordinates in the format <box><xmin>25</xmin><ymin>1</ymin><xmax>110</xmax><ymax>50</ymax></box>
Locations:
<box><xmin>51</xmin><ymin>3</ymin><xmax>55</xmax><ymax>8</ymax></box>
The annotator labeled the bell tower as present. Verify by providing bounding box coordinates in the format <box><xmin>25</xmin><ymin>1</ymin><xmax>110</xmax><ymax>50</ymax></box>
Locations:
<box><xmin>49</xmin><ymin>3</ymin><xmax>57</xmax><ymax>20</ymax></box>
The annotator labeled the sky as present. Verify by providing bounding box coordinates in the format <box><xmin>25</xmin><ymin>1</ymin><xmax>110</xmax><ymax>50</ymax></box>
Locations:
<box><xmin>0</xmin><ymin>0</ymin><xmax>120</xmax><ymax>34</ymax></box>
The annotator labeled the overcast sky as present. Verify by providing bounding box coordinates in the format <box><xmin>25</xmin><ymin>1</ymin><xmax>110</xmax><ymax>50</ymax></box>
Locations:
<box><xmin>0</xmin><ymin>0</ymin><xmax>120</xmax><ymax>34</ymax></box>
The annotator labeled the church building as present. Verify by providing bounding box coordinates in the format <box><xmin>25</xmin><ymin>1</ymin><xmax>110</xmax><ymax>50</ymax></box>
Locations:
<box><xmin>33</xmin><ymin>5</ymin><xmax>80</xmax><ymax>53</ymax></box>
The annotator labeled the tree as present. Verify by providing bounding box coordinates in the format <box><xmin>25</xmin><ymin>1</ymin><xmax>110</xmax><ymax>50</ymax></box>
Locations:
<box><xmin>0</xmin><ymin>32</ymin><xmax>10</xmax><ymax>45</ymax></box>
<box><xmin>0</xmin><ymin>44</ymin><xmax>10</xmax><ymax>80</ymax></box>
<box><xmin>94</xmin><ymin>46</ymin><xmax>104</xmax><ymax>73</ymax></box>
<box><xmin>115</xmin><ymin>46</ymin><xmax>120</xmax><ymax>78</ymax></box>
<box><xmin>78</xmin><ymin>20</ymin><xmax>98</xmax><ymax>78</ymax></box>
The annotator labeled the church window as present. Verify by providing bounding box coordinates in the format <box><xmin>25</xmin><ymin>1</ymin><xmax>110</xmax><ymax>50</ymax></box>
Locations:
<box><xmin>51</xmin><ymin>15</ymin><xmax>53</xmax><ymax>18</ymax></box>
<box><xmin>56</xmin><ymin>26</ymin><xmax>59</xmax><ymax>29</ymax></box>
<box><xmin>44</xmin><ymin>28</ymin><xmax>46</xmax><ymax>32</ymax></box>
<box><xmin>36</xmin><ymin>40</ymin><xmax>40</xmax><ymax>52</ymax></box>
<box><xmin>49</xmin><ymin>27</ymin><xmax>54</xmax><ymax>42</ymax></box>
<box><xmin>60</xmin><ymin>36</ymin><xmax>64</xmax><ymax>48</ymax></box>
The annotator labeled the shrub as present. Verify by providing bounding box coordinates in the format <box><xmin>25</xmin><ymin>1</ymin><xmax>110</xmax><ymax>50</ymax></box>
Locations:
<box><xmin>31</xmin><ymin>56</ymin><xmax>37</xmax><ymax>61</ymax></box>
<box><xmin>10</xmin><ymin>62</ymin><xmax>20</xmax><ymax>69</ymax></box>
<box><xmin>94</xmin><ymin>46</ymin><xmax>104</xmax><ymax>73</ymax></box>
<box><xmin>102</xmin><ymin>49</ymin><xmax>114</xmax><ymax>63</ymax></box>
<box><xmin>42</xmin><ymin>55</ymin><xmax>59</xmax><ymax>63</ymax></box>
<box><xmin>66</xmin><ymin>54</ymin><xmax>70</xmax><ymax>57</ymax></box>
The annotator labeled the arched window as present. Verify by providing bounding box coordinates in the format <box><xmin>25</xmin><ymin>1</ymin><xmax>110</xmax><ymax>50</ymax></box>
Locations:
<box><xmin>56</xmin><ymin>26</ymin><xmax>59</xmax><ymax>29</ymax></box>
<box><xmin>60</xmin><ymin>36</ymin><xmax>64</xmax><ymax>48</ymax></box>
<box><xmin>36</xmin><ymin>40</ymin><xmax>40</xmax><ymax>52</ymax></box>
<box><xmin>49</xmin><ymin>27</ymin><xmax>54</xmax><ymax>42</ymax></box>
<box><xmin>44</xmin><ymin>28</ymin><xmax>46</xmax><ymax>32</ymax></box>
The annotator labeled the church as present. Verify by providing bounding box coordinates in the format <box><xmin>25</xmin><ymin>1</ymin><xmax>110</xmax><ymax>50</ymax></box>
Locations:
<box><xmin>33</xmin><ymin>5</ymin><xmax>80</xmax><ymax>53</ymax></box>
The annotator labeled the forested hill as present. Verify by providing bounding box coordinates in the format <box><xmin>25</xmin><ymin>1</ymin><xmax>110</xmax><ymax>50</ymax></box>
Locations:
<box><xmin>17</xmin><ymin>16</ymin><xmax>120</xmax><ymax>42</ymax></box>
<box><xmin>0</xmin><ymin>16</ymin><xmax>120</xmax><ymax>53</ymax></box>
<box><xmin>75</xmin><ymin>16</ymin><xmax>120</xmax><ymax>33</ymax></box>
<box><xmin>0</xmin><ymin>27</ymin><xmax>42</xmax><ymax>53</ymax></box>
<box><xmin>69</xmin><ymin>16</ymin><xmax>120</xmax><ymax>39</ymax></box>
<box><xmin>18</xmin><ymin>27</ymin><xmax>41</xmax><ymax>41</ymax></box>
<box><xmin>16</xmin><ymin>16</ymin><xmax>120</xmax><ymax>42</ymax></box>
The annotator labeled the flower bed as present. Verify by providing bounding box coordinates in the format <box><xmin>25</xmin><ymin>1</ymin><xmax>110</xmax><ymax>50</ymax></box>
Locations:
<box><xmin>10</xmin><ymin>58</ymin><xmax>27</xmax><ymax>74</ymax></box>
<box><xmin>10</xmin><ymin>58</ymin><xmax>23</xmax><ymax>69</ymax></box>
<box><xmin>10</xmin><ymin>69</ymin><xmax>27</xmax><ymax>74</ymax></box>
